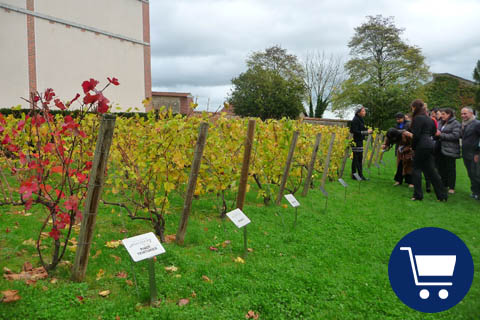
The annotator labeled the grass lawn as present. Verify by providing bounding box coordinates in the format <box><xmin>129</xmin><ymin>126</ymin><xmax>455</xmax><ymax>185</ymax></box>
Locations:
<box><xmin>0</xmin><ymin>151</ymin><xmax>479</xmax><ymax>319</ymax></box>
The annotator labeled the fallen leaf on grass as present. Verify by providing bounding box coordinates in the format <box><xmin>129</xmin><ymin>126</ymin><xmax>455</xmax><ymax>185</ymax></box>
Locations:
<box><xmin>222</xmin><ymin>240</ymin><xmax>231</xmax><ymax>248</ymax></box>
<box><xmin>22</xmin><ymin>262</ymin><xmax>33</xmax><ymax>272</ymax></box>
<box><xmin>105</xmin><ymin>240</ymin><xmax>122</xmax><ymax>248</ymax></box>
<box><xmin>174</xmin><ymin>274</ymin><xmax>181</xmax><ymax>278</ymax></box>
<box><xmin>115</xmin><ymin>271</ymin><xmax>127</xmax><ymax>279</ymax></box>
<box><xmin>191</xmin><ymin>291</ymin><xmax>197</xmax><ymax>298</ymax></box>
<box><xmin>164</xmin><ymin>234</ymin><xmax>176</xmax><ymax>243</ymax></box>
<box><xmin>22</xmin><ymin>238</ymin><xmax>36</xmax><ymax>246</ymax></box>
<box><xmin>58</xmin><ymin>260</ymin><xmax>72</xmax><ymax>267</ymax></box>
<box><xmin>234</xmin><ymin>257</ymin><xmax>245</xmax><ymax>264</ymax></box>
<box><xmin>247</xmin><ymin>248</ymin><xmax>254</xmax><ymax>253</ymax></box>
<box><xmin>1</xmin><ymin>290</ymin><xmax>21</xmax><ymax>303</ymax></box>
<box><xmin>125</xmin><ymin>280</ymin><xmax>133</xmax><ymax>286</ymax></box>
<box><xmin>177</xmin><ymin>298</ymin><xmax>189</xmax><ymax>306</ymax></box>
<box><xmin>282</xmin><ymin>204</ymin><xmax>288</xmax><ymax>209</ymax></box>
<box><xmin>209</xmin><ymin>246</ymin><xmax>218</xmax><ymax>252</ymax></box>
<box><xmin>245</xmin><ymin>310</ymin><xmax>259</xmax><ymax>319</ymax></box>
<box><xmin>50</xmin><ymin>278</ymin><xmax>57</xmax><ymax>284</ymax></box>
<box><xmin>98</xmin><ymin>290</ymin><xmax>110</xmax><ymax>297</ymax></box>
<box><xmin>110</xmin><ymin>254</ymin><xmax>121</xmax><ymax>264</ymax></box>
<box><xmin>96</xmin><ymin>269</ymin><xmax>105</xmax><ymax>281</ymax></box>
<box><xmin>164</xmin><ymin>266</ymin><xmax>178</xmax><ymax>273</ymax></box>
<box><xmin>92</xmin><ymin>250</ymin><xmax>102</xmax><ymax>259</ymax></box>
<box><xmin>5</xmin><ymin>228</ymin><xmax>10</xmax><ymax>233</ymax></box>
<box><xmin>119</xmin><ymin>229</ymin><xmax>128</xmax><ymax>234</ymax></box>
<box><xmin>202</xmin><ymin>275</ymin><xmax>211</xmax><ymax>282</ymax></box>
<box><xmin>77</xmin><ymin>296</ymin><xmax>84</xmax><ymax>303</ymax></box>
<box><xmin>41</xmin><ymin>286</ymin><xmax>48</xmax><ymax>291</ymax></box>
<box><xmin>40</xmin><ymin>232</ymin><xmax>49</xmax><ymax>239</ymax></box>
<box><xmin>3</xmin><ymin>263</ymin><xmax>48</xmax><ymax>281</ymax></box>
<box><xmin>25</xmin><ymin>279</ymin><xmax>36</xmax><ymax>286</ymax></box>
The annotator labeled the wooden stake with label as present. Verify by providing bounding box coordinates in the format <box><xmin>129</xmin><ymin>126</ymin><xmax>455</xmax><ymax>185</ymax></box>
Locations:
<box><xmin>236</xmin><ymin>119</ymin><xmax>256</xmax><ymax>257</ymax></box>
<box><xmin>276</xmin><ymin>131</ymin><xmax>299</xmax><ymax>205</ymax></box>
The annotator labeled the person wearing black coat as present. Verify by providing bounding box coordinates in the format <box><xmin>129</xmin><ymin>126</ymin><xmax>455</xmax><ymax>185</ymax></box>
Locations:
<box><xmin>350</xmin><ymin>107</ymin><xmax>372</xmax><ymax>180</ymax></box>
<box><xmin>393</xmin><ymin>112</ymin><xmax>412</xmax><ymax>185</ymax></box>
<box><xmin>460</xmin><ymin>107</ymin><xmax>480</xmax><ymax>200</ymax></box>
<box><xmin>435</xmin><ymin>108</ymin><xmax>461</xmax><ymax>194</ymax></box>
<box><xmin>409</xmin><ymin>99</ymin><xmax>447</xmax><ymax>201</ymax></box>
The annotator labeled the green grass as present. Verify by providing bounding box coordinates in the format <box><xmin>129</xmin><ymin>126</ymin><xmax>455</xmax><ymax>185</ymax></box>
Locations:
<box><xmin>1</xmin><ymin>152</ymin><xmax>479</xmax><ymax>319</ymax></box>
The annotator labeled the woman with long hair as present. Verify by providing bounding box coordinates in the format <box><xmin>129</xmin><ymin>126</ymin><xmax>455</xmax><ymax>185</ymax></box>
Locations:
<box><xmin>409</xmin><ymin>99</ymin><xmax>447</xmax><ymax>201</ymax></box>
<box><xmin>435</xmin><ymin>108</ymin><xmax>461</xmax><ymax>194</ymax></box>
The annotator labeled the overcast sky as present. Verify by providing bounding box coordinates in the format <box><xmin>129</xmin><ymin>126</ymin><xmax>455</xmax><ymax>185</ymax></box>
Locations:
<box><xmin>150</xmin><ymin>0</ymin><xmax>480</xmax><ymax>118</ymax></box>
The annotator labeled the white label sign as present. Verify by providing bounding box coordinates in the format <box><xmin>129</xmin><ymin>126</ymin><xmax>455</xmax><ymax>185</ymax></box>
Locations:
<box><xmin>284</xmin><ymin>194</ymin><xmax>300</xmax><ymax>207</ymax></box>
<box><xmin>226</xmin><ymin>208</ymin><xmax>251</xmax><ymax>228</ymax></box>
<box><xmin>122</xmin><ymin>232</ymin><xmax>166</xmax><ymax>262</ymax></box>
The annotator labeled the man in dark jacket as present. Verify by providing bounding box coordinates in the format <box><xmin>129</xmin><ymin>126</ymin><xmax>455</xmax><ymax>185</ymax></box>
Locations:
<box><xmin>350</xmin><ymin>106</ymin><xmax>372</xmax><ymax>180</ymax></box>
<box><xmin>460</xmin><ymin>107</ymin><xmax>480</xmax><ymax>200</ymax></box>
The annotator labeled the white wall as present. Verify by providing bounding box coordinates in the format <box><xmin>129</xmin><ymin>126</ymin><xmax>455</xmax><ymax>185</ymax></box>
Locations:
<box><xmin>0</xmin><ymin>8</ymin><xmax>29</xmax><ymax>108</ymax></box>
<box><xmin>2</xmin><ymin>0</ymin><xmax>26</xmax><ymax>9</ymax></box>
<box><xmin>36</xmin><ymin>0</ymin><xmax>144</xmax><ymax>42</ymax></box>
<box><xmin>35</xmin><ymin>18</ymin><xmax>146</xmax><ymax>111</ymax></box>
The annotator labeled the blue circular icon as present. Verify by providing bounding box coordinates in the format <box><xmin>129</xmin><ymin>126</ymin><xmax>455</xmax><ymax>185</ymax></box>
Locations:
<box><xmin>388</xmin><ymin>227</ymin><xmax>474</xmax><ymax>313</ymax></box>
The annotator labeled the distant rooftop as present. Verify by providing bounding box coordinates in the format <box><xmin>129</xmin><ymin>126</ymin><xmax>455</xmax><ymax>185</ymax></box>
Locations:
<box><xmin>152</xmin><ymin>91</ymin><xmax>192</xmax><ymax>98</ymax></box>
<box><xmin>432</xmin><ymin>73</ymin><xmax>476</xmax><ymax>86</ymax></box>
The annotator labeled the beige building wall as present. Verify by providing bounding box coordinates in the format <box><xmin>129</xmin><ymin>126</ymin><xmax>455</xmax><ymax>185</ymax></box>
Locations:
<box><xmin>35</xmin><ymin>0</ymin><xmax>143</xmax><ymax>42</ymax></box>
<box><xmin>35</xmin><ymin>19</ymin><xmax>145</xmax><ymax>110</ymax></box>
<box><xmin>0</xmin><ymin>8</ymin><xmax>29</xmax><ymax>108</ymax></box>
<box><xmin>0</xmin><ymin>0</ymin><xmax>150</xmax><ymax>111</ymax></box>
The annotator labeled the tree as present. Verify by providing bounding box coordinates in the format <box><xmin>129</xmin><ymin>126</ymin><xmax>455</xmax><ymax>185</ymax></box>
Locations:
<box><xmin>303</xmin><ymin>51</ymin><xmax>344</xmax><ymax>118</ymax></box>
<box><xmin>332</xmin><ymin>15</ymin><xmax>429</xmax><ymax>129</ymax></box>
<box><xmin>474</xmin><ymin>60</ymin><xmax>480</xmax><ymax>111</ymax></box>
<box><xmin>229</xmin><ymin>46</ymin><xmax>306</xmax><ymax>120</ymax></box>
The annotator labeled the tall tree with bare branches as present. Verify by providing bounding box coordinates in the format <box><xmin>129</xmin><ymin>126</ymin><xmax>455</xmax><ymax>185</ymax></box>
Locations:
<box><xmin>303</xmin><ymin>51</ymin><xmax>344</xmax><ymax>118</ymax></box>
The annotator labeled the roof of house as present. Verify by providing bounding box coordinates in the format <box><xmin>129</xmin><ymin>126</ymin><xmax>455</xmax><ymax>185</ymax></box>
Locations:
<box><xmin>432</xmin><ymin>73</ymin><xmax>476</xmax><ymax>86</ymax></box>
<box><xmin>152</xmin><ymin>91</ymin><xmax>192</xmax><ymax>98</ymax></box>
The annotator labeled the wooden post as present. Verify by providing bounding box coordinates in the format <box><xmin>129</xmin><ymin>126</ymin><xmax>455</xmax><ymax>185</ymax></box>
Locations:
<box><xmin>301</xmin><ymin>133</ymin><xmax>322</xmax><ymax>197</ymax></box>
<box><xmin>275</xmin><ymin>131</ymin><xmax>299</xmax><ymax>205</ymax></box>
<box><xmin>320</xmin><ymin>133</ymin><xmax>336</xmax><ymax>189</ymax></box>
<box><xmin>368</xmin><ymin>134</ymin><xmax>381</xmax><ymax>168</ymax></box>
<box><xmin>362</xmin><ymin>135</ymin><xmax>372</xmax><ymax>166</ymax></box>
<box><xmin>176</xmin><ymin>122</ymin><xmax>209</xmax><ymax>245</ymax></box>
<box><xmin>236</xmin><ymin>119</ymin><xmax>256</xmax><ymax>258</ymax></box>
<box><xmin>72</xmin><ymin>114</ymin><xmax>116</xmax><ymax>282</ymax></box>
<box><xmin>338</xmin><ymin>133</ymin><xmax>353</xmax><ymax>179</ymax></box>
<box><xmin>236</xmin><ymin>119</ymin><xmax>256</xmax><ymax>211</ymax></box>
<box><xmin>374</xmin><ymin>134</ymin><xmax>385</xmax><ymax>166</ymax></box>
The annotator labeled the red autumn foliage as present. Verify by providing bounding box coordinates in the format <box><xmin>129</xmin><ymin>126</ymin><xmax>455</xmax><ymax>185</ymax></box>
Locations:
<box><xmin>0</xmin><ymin>77</ymin><xmax>118</xmax><ymax>271</ymax></box>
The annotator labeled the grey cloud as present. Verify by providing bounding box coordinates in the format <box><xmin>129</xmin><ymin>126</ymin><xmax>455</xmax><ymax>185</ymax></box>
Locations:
<box><xmin>150</xmin><ymin>0</ymin><xmax>480</xmax><ymax>114</ymax></box>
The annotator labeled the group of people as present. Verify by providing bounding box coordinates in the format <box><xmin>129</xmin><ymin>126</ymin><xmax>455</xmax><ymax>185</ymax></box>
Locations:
<box><xmin>350</xmin><ymin>100</ymin><xmax>480</xmax><ymax>202</ymax></box>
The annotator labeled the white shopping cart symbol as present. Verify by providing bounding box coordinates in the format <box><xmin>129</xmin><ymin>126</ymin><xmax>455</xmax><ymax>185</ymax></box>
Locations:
<box><xmin>400</xmin><ymin>247</ymin><xmax>456</xmax><ymax>300</ymax></box>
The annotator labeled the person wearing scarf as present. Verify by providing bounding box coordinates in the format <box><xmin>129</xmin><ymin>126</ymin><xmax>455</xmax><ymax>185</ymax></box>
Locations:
<box><xmin>460</xmin><ymin>107</ymin><xmax>480</xmax><ymax>200</ymax></box>
<box><xmin>435</xmin><ymin>108</ymin><xmax>461</xmax><ymax>194</ymax></box>
<box><xmin>350</xmin><ymin>106</ymin><xmax>372</xmax><ymax>180</ymax></box>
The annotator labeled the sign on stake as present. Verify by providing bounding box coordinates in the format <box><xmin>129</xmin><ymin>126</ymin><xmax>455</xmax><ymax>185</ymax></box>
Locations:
<box><xmin>284</xmin><ymin>194</ymin><xmax>300</xmax><ymax>229</ymax></box>
<box><xmin>122</xmin><ymin>232</ymin><xmax>166</xmax><ymax>305</ymax></box>
<box><xmin>338</xmin><ymin>178</ymin><xmax>348</xmax><ymax>202</ymax></box>
<box><xmin>319</xmin><ymin>186</ymin><xmax>329</xmax><ymax>213</ymax></box>
<box><xmin>226</xmin><ymin>209</ymin><xmax>251</xmax><ymax>257</ymax></box>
